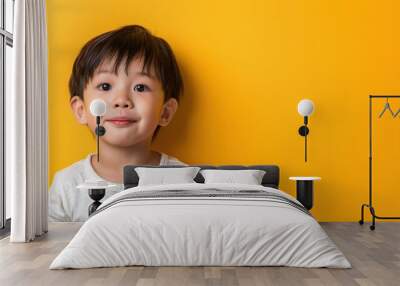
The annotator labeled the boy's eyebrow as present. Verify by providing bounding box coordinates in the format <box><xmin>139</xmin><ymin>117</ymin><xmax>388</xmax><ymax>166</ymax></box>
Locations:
<box><xmin>94</xmin><ymin>69</ymin><xmax>156</xmax><ymax>79</ymax></box>
<box><xmin>135</xmin><ymin>71</ymin><xmax>156</xmax><ymax>79</ymax></box>
<box><xmin>95</xmin><ymin>69</ymin><xmax>114</xmax><ymax>75</ymax></box>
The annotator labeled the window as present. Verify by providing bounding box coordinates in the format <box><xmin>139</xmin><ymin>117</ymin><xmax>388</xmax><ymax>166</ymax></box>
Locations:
<box><xmin>0</xmin><ymin>0</ymin><xmax>14</xmax><ymax>234</ymax></box>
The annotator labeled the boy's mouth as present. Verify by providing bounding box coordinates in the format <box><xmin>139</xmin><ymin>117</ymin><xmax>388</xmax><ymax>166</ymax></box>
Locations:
<box><xmin>106</xmin><ymin>117</ymin><xmax>138</xmax><ymax>127</ymax></box>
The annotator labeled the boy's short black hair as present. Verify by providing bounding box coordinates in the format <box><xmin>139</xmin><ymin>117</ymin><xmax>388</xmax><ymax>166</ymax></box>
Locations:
<box><xmin>68</xmin><ymin>25</ymin><xmax>184</xmax><ymax>139</ymax></box>
<box><xmin>69</xmin><ymin>25</ymin><xmax>183</xmax><ymax>101</ymax></box>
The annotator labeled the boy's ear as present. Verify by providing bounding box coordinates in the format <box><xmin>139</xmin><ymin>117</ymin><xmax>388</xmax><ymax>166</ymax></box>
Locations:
<box><xmin>70</xmin><ymin>96</ymin><xmax>88</xmax><ymax>125</ymax></box>
<box><xmin>159</xmin><ymin>98</ymin><xmax>178</xmax><ymax>127</ymax></box>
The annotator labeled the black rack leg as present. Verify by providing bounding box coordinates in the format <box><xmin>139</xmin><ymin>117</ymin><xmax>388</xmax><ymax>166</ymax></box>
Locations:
<box><xmin>359</xmin><ymin>202</ymin><xmax>400</xmax><ymax>231</ymax></box>
<box><xmin>359</xmin><ymin>204</ymin><xmax>367</xmax><ymax>225</ymax></box>
<box><xmin>370</xmin><ymin>207</ymin><xmax>376</xmax><ymax>231</ymax></box>
<box><xmin>359</xmin><ymin>204</ymin><xmax>376</xmax><ymax>230</ymax></box>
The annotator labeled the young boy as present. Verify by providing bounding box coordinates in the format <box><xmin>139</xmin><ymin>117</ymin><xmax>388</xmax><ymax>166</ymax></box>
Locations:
<box><xmin>49</xmin><ymin>25</ymin><xmax>187</xmax><ymax>222</ymax></box>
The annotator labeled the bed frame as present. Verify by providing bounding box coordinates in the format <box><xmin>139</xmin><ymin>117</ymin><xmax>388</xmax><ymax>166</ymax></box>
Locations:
<box><xmin>123</xmin><ymin>165</ymin><xmax>280</xmax><ymax>190</ymax></box>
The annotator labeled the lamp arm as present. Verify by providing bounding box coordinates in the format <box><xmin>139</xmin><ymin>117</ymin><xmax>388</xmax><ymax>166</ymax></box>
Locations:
<box><xmin>96</xmin><ymin>116</ymin><xmax>100</xmax><ymax>162</ymax></box>
<box><xmin>95</xmin><ymin>116</ymin><xmax>106</xmax><ymax>162</ymax></box>
<box><xmin>305</xmin><ymin>131</ymin><xmax>307</xmax><ymax>162</ymax></box>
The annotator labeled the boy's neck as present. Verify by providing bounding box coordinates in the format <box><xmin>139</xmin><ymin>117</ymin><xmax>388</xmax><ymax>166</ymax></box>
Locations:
<box><xmin>90</xmin><ymin>142</ymin><xmax>161</xmax><ymax>183</ymax></box>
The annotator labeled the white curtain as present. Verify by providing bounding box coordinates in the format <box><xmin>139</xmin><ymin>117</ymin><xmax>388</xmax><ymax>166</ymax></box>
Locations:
<box><xmin>8</xmin><ymin>0</ymin><xmax>48</xmax><ymax>242</ymax></box>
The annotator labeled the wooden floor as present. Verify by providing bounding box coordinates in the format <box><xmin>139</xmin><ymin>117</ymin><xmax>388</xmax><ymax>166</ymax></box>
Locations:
<box><xmin>0</xmin><ymin>222</ymin><xmax>399</xmax><ymax>286</ymax></box>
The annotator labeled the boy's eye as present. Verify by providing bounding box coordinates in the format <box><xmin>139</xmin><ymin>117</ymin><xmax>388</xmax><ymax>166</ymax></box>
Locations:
<box><xmin>98</xmin><ymin>83</ymin><xmax>111</xmax><ymax>91</ymax></box>
<box><xmin>133</xmin><ymin>84</ymin><xmax>149</xmax><ymax>92</ymax></box>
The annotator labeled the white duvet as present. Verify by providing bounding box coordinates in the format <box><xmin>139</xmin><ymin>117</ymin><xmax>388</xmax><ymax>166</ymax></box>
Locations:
<box><xmin>49</xmin><ymin>183</ymin><xmax>351</xmax><ymax>269</ymax></box>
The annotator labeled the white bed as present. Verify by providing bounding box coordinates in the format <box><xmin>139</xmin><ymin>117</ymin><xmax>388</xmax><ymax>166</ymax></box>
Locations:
<box><xmin>49</xmin><ymin>182</ymin><xmax>351</xmax><ymax>269</ymax></box>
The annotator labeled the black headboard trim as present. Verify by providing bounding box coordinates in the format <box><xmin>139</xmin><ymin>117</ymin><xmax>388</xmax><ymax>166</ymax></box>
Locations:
<box><xmin>123</xmin><ymin>165</ymin><xmax>280</xmax><ymax>190</ymax></box>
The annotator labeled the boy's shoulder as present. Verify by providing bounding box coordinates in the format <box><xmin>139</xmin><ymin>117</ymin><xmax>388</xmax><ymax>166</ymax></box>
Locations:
<box><xmin>52</xmin><ymin>155</ymin><xmax>92</xmax><ymax>187</ymax></box>
<box><xmin>52</xmin><ymin>152</ymin><xmax>188</xmax><ymax>186</ymax></box>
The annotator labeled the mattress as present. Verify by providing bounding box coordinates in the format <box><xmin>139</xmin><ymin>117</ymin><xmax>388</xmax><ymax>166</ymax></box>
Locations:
<box><xmin>49</xmin><ymin>183</ymin><xmax>351</xmax><ymax>269</ymax></box>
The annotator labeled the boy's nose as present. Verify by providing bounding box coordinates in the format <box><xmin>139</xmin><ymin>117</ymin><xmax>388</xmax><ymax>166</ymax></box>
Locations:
<box><xmin>112</xmin><ymin>96</ymin><xmax>133</xmax><ymax>109</ymax></box>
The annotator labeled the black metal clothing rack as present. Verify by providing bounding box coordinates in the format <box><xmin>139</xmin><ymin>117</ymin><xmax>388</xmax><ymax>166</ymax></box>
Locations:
<box><xmin>359</xmin><ymin>95</ymin><xmax>400</xmax><ymax>230</ymax></box>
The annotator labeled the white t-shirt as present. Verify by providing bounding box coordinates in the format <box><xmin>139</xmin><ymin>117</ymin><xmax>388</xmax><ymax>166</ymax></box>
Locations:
<box><xmin>48</xmin><ymin>152</ymin><xmax>187</xmax><ymax>222</ymax></box>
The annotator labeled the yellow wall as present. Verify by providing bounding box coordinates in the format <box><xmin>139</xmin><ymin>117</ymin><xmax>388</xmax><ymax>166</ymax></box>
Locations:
<box><xmin>46</xmin><ymin>0</ymin><xmax>400</xmax><ymax>221</ymax></box>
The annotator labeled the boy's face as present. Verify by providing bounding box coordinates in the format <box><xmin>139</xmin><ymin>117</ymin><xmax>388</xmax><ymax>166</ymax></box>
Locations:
<box><xmin>70</xmin><ymin>56</ymin><xmax>178</xmax><ymax>147</ymax></box>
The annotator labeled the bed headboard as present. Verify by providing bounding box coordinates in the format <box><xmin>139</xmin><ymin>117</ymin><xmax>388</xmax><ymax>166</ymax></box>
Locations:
<box><xmin>123</xmin><ymin>165</ymin><xmax>280</xmax><ymax>190</ymax></box>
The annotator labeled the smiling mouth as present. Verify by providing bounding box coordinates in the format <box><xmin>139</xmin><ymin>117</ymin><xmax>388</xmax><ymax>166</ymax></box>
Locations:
<box><xmin>106</xmin><ymin>119</ymin><xmax>137</xmax><ymax>126</ymax></box>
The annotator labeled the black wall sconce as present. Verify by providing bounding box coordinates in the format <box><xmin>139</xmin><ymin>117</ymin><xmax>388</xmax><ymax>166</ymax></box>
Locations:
<box><xmin>89</xmin><ymin>99</ymin><xmax>107</xmax><ymax>162</ymax></box>
<box><xmin>297</xmin><ymin>99</ymin><xmax>314</xmax><ymax>162</ymax></box>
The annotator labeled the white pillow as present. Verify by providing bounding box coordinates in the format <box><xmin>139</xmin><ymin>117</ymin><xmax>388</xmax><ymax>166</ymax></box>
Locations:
<box><xmin>200</xmin><ymin>169</ymin><xmax>266</xmax><ymax>185</ymax></box>
<box><xmin>135</xmin><ymin>167</ymin><xmax>201</xmax><ymax>186</ymax></box>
